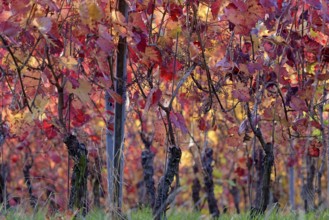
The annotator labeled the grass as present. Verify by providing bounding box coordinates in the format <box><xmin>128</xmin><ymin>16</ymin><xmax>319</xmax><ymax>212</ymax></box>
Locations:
<box><xmin>2</xmin><ymin>206</ymin><xmax>329</xmax><ymax>220</ymax></box>
<box><xmin>127</xmin><ymin>208</ymin><xmax>202</xmax><ymax>220</ymax></box>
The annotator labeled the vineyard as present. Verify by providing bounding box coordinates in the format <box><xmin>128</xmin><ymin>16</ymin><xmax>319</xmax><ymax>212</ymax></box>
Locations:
<box><xmin>1</xmin><ymin>0</ymin><xmax>329</xmax><ymax>219</ymax></box>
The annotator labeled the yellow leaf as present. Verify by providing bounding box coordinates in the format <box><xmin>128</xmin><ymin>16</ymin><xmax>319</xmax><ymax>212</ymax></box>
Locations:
<box><xmin>208</xmin><ymin>130</ymin><xmax>218</xmax><ymax>145</ymax></box>
<box><xmin>60</xmin><ymin>56</ymin><xmax>77</xmax><ymax>70</ymax></box>
<box><xmin>251</xmin><ymin>34</ymin><xmax>259</xmax><ymax>53</ymax></box>
<box><xmin>189</xmin><ymin>42</ymin><xmax>201</xmax><ymax>61</ymax></box>
<box><xmin>265</xmin><ymin>35</ymin><xmax>287</xmax><ymax>46</ymax></box>
<box><xmin>79</xmin><ymin>1</ymin><xmax>103</xmax><ymax>24</ymax></box>
<box><xmin>166</xmin><ymin>20</ymin><xmax>181</xmax><ymax>38</ymax></box>
<box><xmin>88</xmin><ymin>2</ymin><xmax>103</xmax><ymax>21</ymax></box>
<box><xmin>111</xmin><ymin>11</ymin><xmax>126</xmax><ymax>25</ymax></box>
<box><xmin>33</xmin><ymin>95</ymin><xmax>48</xmax><ymax>115</ymax></box>
<box><xmin>67</xmin><ymin>79</ymin><xmax>91</xmax><ymax>103</ymax></box>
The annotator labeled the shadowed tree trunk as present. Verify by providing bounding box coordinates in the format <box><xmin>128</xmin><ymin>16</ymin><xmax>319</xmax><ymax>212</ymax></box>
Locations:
<box><xmin>0</xmin><ymin>118</ymin><xmax>9</xmax><ymax>209</ymax></box>
<box><xmin>242</xmin><ymin>185</ymin><xmax>248</xmax><ymax>212</ymax></box>
<box><xmin>289</xmin><ymin>165</ymin><xmax>295</xmax><ymax>210</ymax></box>
<box><xmin>91</xmin><ymin>155</ymin><xmax>103</xmax><ymax>208</ymax></box>
<box><xmin>140</xmin><ymin>132</ymin><xmax>156</xmax><ymax>208</ymax></box>
<box><xmin>247</xmin><ymin>104</ymin><xmax>274</xmax><ymax>217</ymax></box>
<box><xmin>141</xmin><ymin>150</ymin><xmax>156</xmax><ymax>208</ymax></box>
<box><xmin>254</xmin><ymin>149</ymin><xmax>264</xmax><ymax>210</ymax></box>
<box><xmin>153</xmin><ymin>146</ymin><xmax>181</xmax><ymax>220</ymax></box>
<box><xmin>202</xmin><ymin>147</ymin><xmax>220</xmax><ymax>218</ymax></box>
<box><xmin>317</xmin><ymin>99</ymin><xmax>327</xmax><ymax>209</ymax></box>
<box><xmin>192</xmin><ymin>164</ymin><xmax>201</xmax><ymax>211</ymax></box>
<box><xmin>137</xmin><ymin>180</ymin><xmax>146</xmax><ymax>207</ymax></box>
<box><xmin>46</xmin><ymin>183</ymin><xmax>58</xmax><ymax>214</ymax></box>
<box><xmin>64</xmin><ymin>134</ymin><xmax>88</xmax><ymax>216</ymax></box>
<box><xmin>302</xmin><ymin>156</ymin><xmax>315</xmax><ymax>212</ymax></box>
<box><xmin>23</xmin><ymin>148</ymin><xmax>37</xmax><ymax>209</ymax></box>
<box><xmin>0</xmin><ymin>163</ymin><xmax>9</xmax><ymax>209</ymax></box>
<box><xmin>229</xmin><ymin>179</ymin><xmax>240</xmax><ymax>214</ymax></box>
<box><xmin>250</xmin><ymin>143</ymin><xmax>274</xmax><ymax>217</ymax></box>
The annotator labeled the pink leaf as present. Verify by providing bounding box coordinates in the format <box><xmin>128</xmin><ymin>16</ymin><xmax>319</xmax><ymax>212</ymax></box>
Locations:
<box><xmin>0</xmin><ymin>21</ymin><xmax>20</xmax><ymax>38</ymax></box>
<box><xmin>232</xmin><ymin>89</ymin><xmax>251</xmax><ymax>102</ymax></box>
<box><xmin>50</xmin><ymin>152</ymin><xmax>61</xmax><ymax>164</ymax></box>
<box><xmin>305</xmin><ymin>0</ymin><xmax>322</xmax><ymax>9</ymax></box>
<box><xmin>170</xmin><ymin>112</ymin><xmax>188</xmax><ymax>134</ymax></box>
<box><xmin>290</xmin><ymin>96</ymin><xmax>308</xmax><ymax>112</ymax></box>
<box><xmin>33</xmin><ymin>17</ymin><xmax>52</xmax><ymax>34</ymax></box>
<box><xmin>96</xmin><ymin>37</ymin><xmax>114</xmax><ymax>54</ymax></box>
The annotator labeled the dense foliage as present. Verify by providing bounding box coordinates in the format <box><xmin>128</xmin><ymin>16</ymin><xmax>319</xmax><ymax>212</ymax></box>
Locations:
<box><xmin>1</xmin><ymin>0</ymin><xmax>329</xmax><ymax>218</ymax></box>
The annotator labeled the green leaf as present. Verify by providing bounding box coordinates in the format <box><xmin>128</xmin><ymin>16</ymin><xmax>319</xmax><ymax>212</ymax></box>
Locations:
<box><xmin>312</xmin><ymin>129</ymin><xmax>321</xmax><ymax>137</ymax></box>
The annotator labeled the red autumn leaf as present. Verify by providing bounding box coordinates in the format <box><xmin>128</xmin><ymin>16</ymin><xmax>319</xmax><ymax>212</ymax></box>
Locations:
<box><xmin>128</xmin><ymin>46</ymin><xmax>139</xmax><ymax>63</ymax></box>
<box><xmin>146</xmin><ymin>1</ymin><xmax>154</xmax><ymax>14</ymax></box>
<box><xmin>277</xmin><ymin>0</ymin><xmax>283</xmax><ymax>9</ymax></box>
<box><xmin>160</xmin><ymin>59</ymin><xmax>183</xmax><ymax>81</ymax></box>
<box><xmin>42</xmin><ymin>120</ymin><xmax>58</xmax><ymax>140</ymax></box>
<box><xmin>88</xmin><ymin>147</ymin><xmax>98</xmax><ymax>158</ymax></box>
<box><xmin>151</xmin><ymin>89</ymin><xmax>162</xmax><ymax>106</ymax></box>
<box><xmin>169</xmin><ymin>3</ymin><xmax>183</xmax><ymax>21</ymax></box>
<box><xmin>311</xmin><ymin>121</ymin><xmax>321</xmax><ymax>129</ymax></box>
<box><xmin>47</xmin><ymin>35</ymin><xmax>64</xmax><ymax>55</ymax></box>
<box><xmin>90</xmin><ymin>135</ymin><xmax>101</xmax><ymax>143</ymax></box>
<box><xmin>211</xmin><ymin>0</ymin><xmax>222</xmax><ymax>19</ymax></box>
<box><xmin>198</xmin><ymin>117</ymin><xmax>207</xmax><ymax>131</ymax></box>
<box><xmin>308</xmin><ymin>146</ymin><xmax>320</xmax><ymax>157</ymax></box>
<box><xmin>235</xmin><ymin>167</ymin><xmax>246</xmax><ymax>177</ymax></box>
<box><xmin>72</xmin><ymin>108</ymin><xmax>91</xmax><ymax>127</ymax></box>
<box><xmin>160</xmin><ymin>66</ymin><xmax>175</xmax><ymax>81</ymax></box>
<box><xmin>11</xmin><ymin>154</ymin><xmax>19</xmax><ymax>164</ymax></box>
<box><xmin>131</xmin><ymin>29</ymin><xmax>147</xmax><ymax>53</ymax></box>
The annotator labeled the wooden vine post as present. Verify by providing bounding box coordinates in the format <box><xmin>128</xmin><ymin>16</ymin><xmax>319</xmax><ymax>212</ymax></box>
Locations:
<box><xmin>105</xmin><ymin>0</ymin><xmax>128</xmax><ymax>218</ymax></box>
